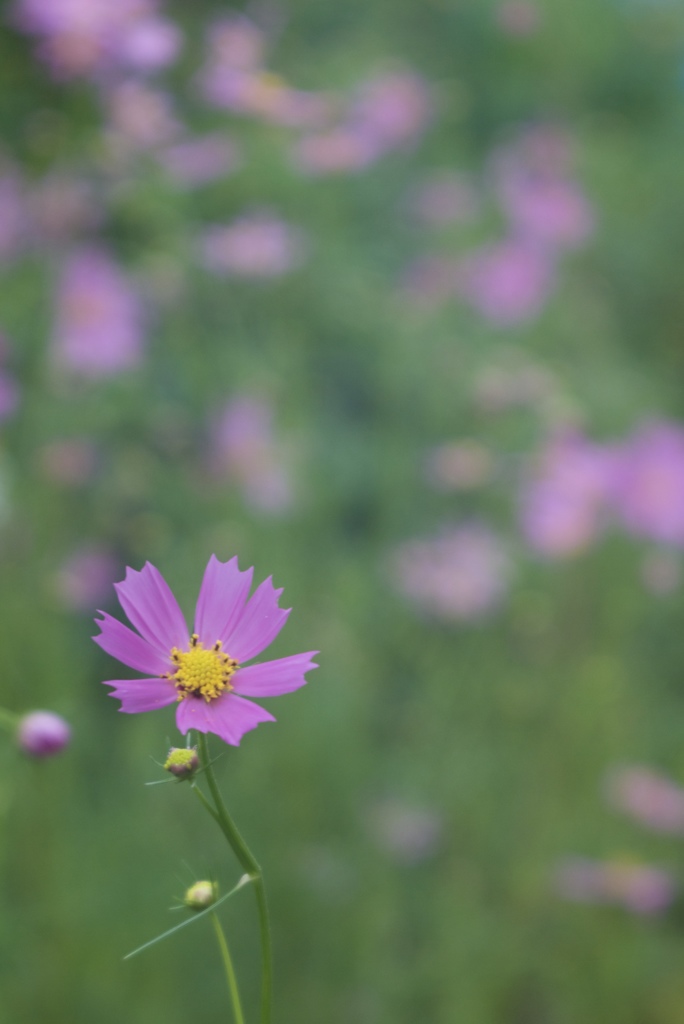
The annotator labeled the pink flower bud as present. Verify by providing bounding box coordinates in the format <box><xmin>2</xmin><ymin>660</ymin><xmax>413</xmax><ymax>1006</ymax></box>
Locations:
<box><xmin>17</xmin><ymin>710</ymin><xmax>71</xmax><ymax>758</ymax></box>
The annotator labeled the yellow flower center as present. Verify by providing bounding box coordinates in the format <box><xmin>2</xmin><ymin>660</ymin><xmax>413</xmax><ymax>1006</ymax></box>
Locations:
<box><xmin>168</xmin><ymin>635</ymin><xmax>239</xmax><ymax>703</ymax></box>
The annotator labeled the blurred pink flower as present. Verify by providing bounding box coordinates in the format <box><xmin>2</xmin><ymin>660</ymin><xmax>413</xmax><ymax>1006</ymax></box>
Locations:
<box><xmin>555</xmin><ymin>857</ymin><xmax>676</xmax><ymax>915</ymax></box>
<box><xmin>496</xmin><ymin>163</ymin><xmax>594</xmax><ymax>251</ymax></box>
<box><xmin>158</xmin><ymin>134</ymin><xmax>241</xmax><ymax>187</ymax></box>
<box><xmin>611</xmin><ymin>421</ymin><xmax>684</xmax><ymax>546</ymax></box>
<box><xmin>106</xmin><ymin>81</ymin><xmax>181</xmax><ymax>149</ymax></box>
<box><xmin>17</xmin><ymin>710</ymin><xmax>71</xmax><ymax>758</ymax></box>
<box><xmin>605</xmin><ymin>766</ymin><xmax>684</xmax><ymax>834</ymax></box>
<box><xmin>94</xmin><ymin>555</ymin><xmax>318</xmax><ymax>747</ymax></box>
<box><xmin>293</xmin><ymin>129</ymin><xmax>378</xmax><ymax>175</ymax></box>
<box><xmin>199</xmin><ymin>214</ymin><xmax>307</xmax><ymax>278</ymax></box>
<box><xmin>424</xmin><ymin>440</ymin><xmax>494</xmax><ymax>491</ymax></box>
<box><xmin>366</xmin><ymin>798</ymin><xmax>443</xmax><ymax>865</ymax></box>
<box><xmin>392</xmin><ymin>523</ymin><xmax>511</xmax><ymax>621</ymax></box>
<box><xmin>295</xmin><ymin>71</ymin><xmax>430</xmax><ymax>175</ymax></box>
<box><xmin>38</xmin><ymin>437</ymin><xmax>98</xmax><ymax>485</ymax></box>
<box><xmin>350</xmin><ymin>72</ymin><xmax>431</xmax><ymax>152</ymax></box>
<box><xmin>52</xmin><ymin>247</ymin><xmax>144</xmax><ymax>377</ymax></box>
<box><xmin>520</xmin><ymin>432</ymin><xmax>618</xmax><ymax>558</ymax></box>
<box><xmin>458</xmin><ymin>239</ymin><xmax>555</xmax><ymax>326</ymax></box>
<box><xmin>400</xmin><ymin>255</ymin><xmax>462</xmax><ymax>307</ymax></box>
<box><xmin>474</xmin><ymin>361</ymin><xmax>557</xmax><ymax>413</ymax></box>
<box><xmin>13</xmin><ymin>0</ymin><xmax>181</xmax><ymax>78</ymax></box>
<box><xmin>203</xmin><ymin>16</ymin><xmax>266</xmax><ymax>75</ymax></box>
<box><xmin>28</xmin><ymin>175</ymin><xmax>100</xmax><ymax>243</ymax></box>
<box><xmin>211</xmin><ymin>396</ymin><xmax>294</xmax><ymax>514</ymax></box>
<box><xmin>409</xmin><ymin>171</ymin><xmax>480</xmax><ymax>227</ymax></box>
<box><xmin>199</xmin><ymin>17</ymin><xmax>329</xmax><ymax>129</ymax></box>
<box><xmin>495</xmin><ymin>2</ymin><xmax>542</xmax><ymax>36</ymax></box>
<box><xmin>55</xmin><ymin>545</ymin><xmax>118</xmax><ymax>611</ymax></box>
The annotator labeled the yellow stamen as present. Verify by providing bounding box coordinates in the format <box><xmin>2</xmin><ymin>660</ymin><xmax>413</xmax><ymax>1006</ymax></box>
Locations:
<box><xmin>168</xmin><ymin>634</ymin><xmax>239</xmax><ymax>703</ymax></box>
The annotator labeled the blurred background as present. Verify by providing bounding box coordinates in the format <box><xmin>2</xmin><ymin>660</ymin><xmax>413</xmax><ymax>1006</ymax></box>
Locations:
<box><xmin>2</xmin><ymin>0</ymin><xmax>684</xmax><ymax>1020</ymax></box>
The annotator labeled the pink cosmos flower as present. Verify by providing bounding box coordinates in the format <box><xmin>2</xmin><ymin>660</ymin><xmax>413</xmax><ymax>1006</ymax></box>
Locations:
<box><xmin>13</xmin><ymin>0</ymin><xmax>181</xmax><ymax>79</ymax></box>
<box><xmin>199</xmin><ymin>214</ymin><xmax>307</xmax><ymax>278</ymax></box>
<box><xmin>392</xmin><ymin>523</ymin><xmax>511</xmax><ymax>621</ymax></box>
<box><xmin>605</xmin><ymin>766</ymin><xmax>684</xmax><ymax>834</ymax></box>
<box><xmin>611</xmin><ymin>421</ymin><xmax>684</xmax><ymax>546</ymax></box>
<box><xmin>458</xmin><ymin>239</ymin><xmax>555</xmax><ymax>327</ymax></box>
<box><xmin>520</xmin><ymin>432</ymin><xmax>619</xmax><ymax>558</ymax></box>
<box><xmin>158</xmin><ymin>134</ymin><xmax>241</xmax><ymax>187</ymax></box>
<box><xmin>52</xmin><ymin>246</ymin><xmax>144</xmax><ymax>377</ymax></box>
<box><xmin>210</xmin><ymin>395</ymin><xmax>294</xmax><ymax>514</ymax></box>
<box><xmin>495</xmin><ymin>2</ymin><xmax>541</xmax><ymax>37</ymax></box>
<box><xmin>94</xmin><ymin>555</ymin><xmax>318</xmax><ymax>746</ymax></box>
<box><xmin>555</xmin><ymin>857</ymin><xmax>676</xmax><ymax>915</ymax></box>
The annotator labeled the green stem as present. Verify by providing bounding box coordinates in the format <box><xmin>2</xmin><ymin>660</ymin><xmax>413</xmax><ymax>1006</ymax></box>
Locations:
<box><xmin>212</xmin><ymin>912</ymin><xmax>245</xmax><ymax>1024</ymax></box>
<box><xmin>197</xmin><ymin>734</ymin><xmax>273</xmax><ymax>1024</ymax></box>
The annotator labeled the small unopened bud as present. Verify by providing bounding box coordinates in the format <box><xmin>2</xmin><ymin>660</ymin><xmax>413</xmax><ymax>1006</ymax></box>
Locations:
<box><xmin>17</xmin><ymin>711</ymin><xmax>71</xmax><ymax>758</ymax></box>
<box><xmin>184</xmin><ymin>880</ymin><xmax>218</xmax><ymax>911</ymax></box>
<box><xmin>164</xmin><ymin>746</ymin><xmax>199</xmax><ymax>779</ymax></box>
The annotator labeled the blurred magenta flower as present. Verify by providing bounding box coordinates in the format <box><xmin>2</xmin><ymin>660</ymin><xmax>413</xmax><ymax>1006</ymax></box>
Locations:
<box><xmin>458</xmin><ymin>239</ymin><xmax>555</xmax><ymax>326</ymax></box>
<box><xmin>605</xmin><ymin>766</ymin><xmax>684</xmax><ymax>834</ymax></box>
<box><xmin>199</xmin><ymin>213</ymin><xmax>307</xmax><ymax>278</ymax></box>
<box><xmin>211</xmin><ymin>396</ymin><xmax>294</xmax><ymax>514</ymax></box>
<box><xmin>409</xmin><ymin>171</ymin><xmax>480</xmax><ymax>227</ymax></box>
<box><xmin>612</xmin><ymin>421</ymin><xmax>684</xmax><ymax>546</ymax></box>
<box><xmin>349</xmin><ymin>72</ymin><xmax>431</xmax><ymax>153</ymax></box>
<box><xmin>17</xmin><ymin>710</ymin><xmax>71</xmax><ymax>758</ymax></box>
<box><xmin>94</xmin><ymin>555</ymin><xmax>318</xmax><ymax>746</ymax></box>
<box><xmin>520</xmin><ymin>432</ymin><xmax>618</xmax><ymax>558</ymax></box>
<box><xmin>13</xmin><ymin>0</ymin><xmax>181</xmax><ymax>78</ymax></box>
<box><xmin>366</xmin><ymin>798</ymin><xmax>443</xmax><ymax>865</ymax></box>
<box><xmin>55</xmin><ymin>544</ymin><xmax>118</xmax><ymax>611</ymax></box>
<box><xmin>158</xmin><ymin>134</ymin><xmax>241</xmax><ymax>187</ymax></box>
<box><xmin>495</xmin><ymin>2</ymin><xmax>542</xmax><ymax>36</ymax></box>
<box><xmin>496</xmin><ymin>159</ymin><xmax>594</xmax><ymax>252</ymax></box>
<box><xmin>474</xmin><ymin>360</ymin><xmax>557</xmax><ymax>413</ymax></box>
<box><xmin>555</xmin><ymin>857</ymin><xmax>676</xmax><ymax>915</ymax></box>
<box><xmin>424</xmin><ymin>440</ymin><xmax>494</xmax><ymax>491</ymax></box>
<box><xmin>28</xmin><ymin>175</ymin><xmax>100</xmax><ymax>243</ymax></box>
<box><xmin>400</xmin><ymin>255</ymin><xmax>462</xmax><ymax>307</ymax></box>
<box><xmin>38</xmin><ymin>437</ymin><xmax>98</xmax><ymax>486</ymax></box>
<box><xmin>52</xmin><ymin>247</ymin><xmax>144</xmax><ymax>377</ymax></box>
<box><xmin>392</xmin><ymin>523</ymin><xmax>511</xmax><ymax>621</ymax></box>
<box><xmin>294</xmin><ymin>71</ymin><xmax>430</xmax><ymax>174</ymax></box>
<box><xmin>105</xmin><ymin>81</ymin><xmax>181</xmax><ymax>150</ymax></box>
<box><xmin>199</xmin><ymin>16</ymin><xmax>330</xmax><ymax>128</ymax></box>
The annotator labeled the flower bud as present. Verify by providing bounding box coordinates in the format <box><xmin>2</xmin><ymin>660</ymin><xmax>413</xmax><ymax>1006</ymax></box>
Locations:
<box><xmin>164</xmin><ymin>746</ymin><xmax>199</xmax><ymax>779</ymax></box>
<box><xmin>17</xmin><ymin>711</ymin><xmax>71</xmax><ymax>758</ymax></box>
<box><xmin>184</xmin><ymin>880</ymin><xmax>218</xmax><ymax>911</ymax></box>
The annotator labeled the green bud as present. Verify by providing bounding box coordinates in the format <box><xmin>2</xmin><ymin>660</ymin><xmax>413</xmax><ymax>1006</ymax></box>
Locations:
<box><xmin>164</xmin><ymin>746</ymin><xmax>199</xmax><ymax>779</ymax></box>
<box><xmin>184</xmin><ymin>880</ymin><xmax>218</xmax><ymax>912</ymax></box>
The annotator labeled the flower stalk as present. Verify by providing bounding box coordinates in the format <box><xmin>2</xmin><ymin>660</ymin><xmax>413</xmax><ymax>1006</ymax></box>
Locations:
<box><xmin>212</xmin><ymin>911</ymin><xmax>246</xmax><ymax>1024</ymax></box>
<box><xmin>196</xmin><ymin>733</ymin><xmax>273</xmax><ymax>1024</ymax></box>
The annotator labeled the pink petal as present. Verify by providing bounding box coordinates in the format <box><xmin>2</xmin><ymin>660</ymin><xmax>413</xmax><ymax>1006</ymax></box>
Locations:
<box><xmin>104</xmin><ymin>678</ymin><xmax>177</xmax><ymax>713</ymax></box>
<box><xmin>194</xmin><ymin>554</ymin><xmax>253</xmax><ymax>647</ymax></box>
<box><xmin>233</xmin><ymin>651</ymin><xmax>318</xmax><ymax>697</ymax></box>
<box><xmin>224</xmin><ymin>576</ymin><xmax>290</xmax><ymax>662</ymax></box>
<box><xmin>176</xmin><ymin>692</ymin><xmax>275</xmax><ymax>746</ymax></box>
<box><xmin>114</xmin><ymin>562</ymin><xmax>189</xmax><ymax>656</ymax></box>
<box><xmin>93</xmin><ymin>611</ymin><xmax>171</xmax><ymax>675</ymax></box>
